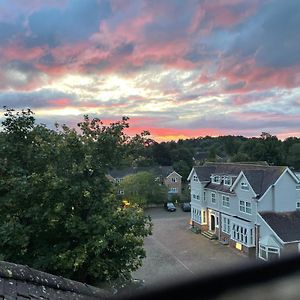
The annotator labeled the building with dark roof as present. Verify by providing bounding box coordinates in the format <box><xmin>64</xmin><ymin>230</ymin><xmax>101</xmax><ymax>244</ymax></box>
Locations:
<box><xmin>187</xmin><ymin>162</ymin><xmax>300</xmax><ymax>259</ymax></box>
<box><xmin>0</xmin><ymin>261</ymin><xmax>109</xmax><ymax>300</ymax></box>
<box><xmin>107</xmin><ymin>166</ymin><xmax>182</xmax><ymax>197</ymax></box>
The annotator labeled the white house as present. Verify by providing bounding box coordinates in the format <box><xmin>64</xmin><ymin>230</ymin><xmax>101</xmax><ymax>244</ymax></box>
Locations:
<box><xmin>187</xmin><ymin>162</ymin><xmax>300</xmax><ymax>259</ymax></box>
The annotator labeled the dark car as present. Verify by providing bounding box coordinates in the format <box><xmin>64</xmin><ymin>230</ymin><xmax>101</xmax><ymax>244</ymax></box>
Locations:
<box><xmin>164</xmin><ymin>202</ymin><xmax>176</xmax><ymax>212</ymax></box>
<box><xmin>181</xmin><ymin>202</ymin><xmax>191</xmax><ymax>212</ymax></box>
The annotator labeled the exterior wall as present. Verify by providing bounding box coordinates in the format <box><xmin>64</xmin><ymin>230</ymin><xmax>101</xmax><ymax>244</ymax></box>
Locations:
<box><xmin>190</xmin><ymin>170</ymin><xmax>204</xmax><ymax>225</ymax></box>
<box><xmin>233</xmin><ymin>174</ymin><xmax>257</xmax><ymax>223</ymax></box>
<box><xmin>273</xmin><ymin>171</ymin><xmax>300</xmax><ymax>212</ymax></box>
<box><xmin>164</xmin><ymin>172</ymin><xmax>182</xmax><ymax>194</ymax></box>
<box><xmin>205</xmin><ymin>189</ymin><xmax>240</xmax><ymax>218</ymax></box>
<box><xmin>258</xmin><ymin>170</ymin><xmax>300</xmax><ymax>213</ymax></box>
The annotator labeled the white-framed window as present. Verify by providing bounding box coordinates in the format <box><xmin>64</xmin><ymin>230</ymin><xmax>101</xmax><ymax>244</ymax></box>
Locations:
<box><xmin>222</xmin><ymin>215</ymin><xmax>230</xmax><ymax>234</ymax></box>
<box><xmin>259</xmin><ymin>245</ymin><xmax>280</xmax><ymax>261</ymax></box>
<box><xmin>296</xmin><ymin>202</ymin><xmax>300</xmax><ymax>210</ymax></box>
<box><xmin>232</xmin><ymin>224</ymin><xmax>247</xmax><ymax>244</ymax></box>
<box><xmin>192</xmin><ymin>194</ymin><xmax>200</xmax><ymax>201</ymax></box>
<box><xmin>222</xmin><ymin>195</ymin><xmax>230</xmax><ymax>208</ymax></box>
<box><xmin>211</xmin><ymin>193</ymin><xmax>216</xmax><ymax>204</ymax></box>
<box><xmin>193</xmin><ymin>175</ymin><xmax>199</xmax><ymax>181</ymax></box>
<box><xmin>296</xmin><ymin>185</ymin><xmax>300</xmax><ymax>190</ymax></box>
<box><xmin>171</xmin><ymin>177</ymin><xmax>177</xmax><ymax>183</ymax></box>
<box><xmin>192</xmin><ymin>207</ymin><xmax>201</xmax><ymax>224</ymax></box>
<box><xmin>239</xmin><ymin>200</ymin><xmax>252</xmax><ymax>214</ymax></box>
<box><xmin>212</xmin><ymin>175</ymin><xmax>221</xmax><ymax>184</ymax></box>
<box><xmin>223</xmin><ymin>176</ymin><xmax>231</xmax><ymax>186</ymax></box>
<box><xmin>170</xmin><ymin>187</ymin><xmax>177</xmax><ymax>193</ymax></box>
<box><xmin>241</xmin><ymin>182</ymin><xmax>249</xmax><ymax>191</ymax></box>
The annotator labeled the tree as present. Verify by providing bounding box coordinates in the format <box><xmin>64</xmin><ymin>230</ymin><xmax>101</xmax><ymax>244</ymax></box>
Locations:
<box><xmin>120</xmin><ymin>172</ymin><xmax>168</xmax><ymax>206</ymax></box>
<box><xmin>0</xmin><ymin>108</ymin><xmax>152</xmax><ymax>285</ymax></box>
<box><xmin>286</xmin><ymin>143</ymin><xmax>300</xmax><ymax>170</ymax></box>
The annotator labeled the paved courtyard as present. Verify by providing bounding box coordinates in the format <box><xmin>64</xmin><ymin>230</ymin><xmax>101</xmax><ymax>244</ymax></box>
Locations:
<box><xmin>133</xmin><ymin>208</ymin><xmax>248</xmax><ymax>288</ymax></box>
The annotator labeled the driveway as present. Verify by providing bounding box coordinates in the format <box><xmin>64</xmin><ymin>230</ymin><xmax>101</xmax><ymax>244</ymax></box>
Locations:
<box><xmin>133</xmin><ymin>208</ymin><xmax>248</xmax><ymax>288</ymax></box>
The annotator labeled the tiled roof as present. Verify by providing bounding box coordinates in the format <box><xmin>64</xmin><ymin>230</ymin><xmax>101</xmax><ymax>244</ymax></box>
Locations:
<box><xmin>0</xmin><ymin>261</ymin><xmax>108</xmax><ymax>300</ymax></box>
<box><xmin>193</xmin><ymin>162</ymin><xmax>286</xmax><ymax>197</ymax></box>
<box><xmin>260</xmin><ymin>211</ymin><xmax>300</xmax><ymax>242</ymax></box>
<box><xmin>204</xmin><ymin>182</ymin><xmax>235</xmax><ymax>194</ymax></box>
<box><xmin>109</xmin><ymin>166</ymin><xmax>175</xmax><ymax>178</ymax></box>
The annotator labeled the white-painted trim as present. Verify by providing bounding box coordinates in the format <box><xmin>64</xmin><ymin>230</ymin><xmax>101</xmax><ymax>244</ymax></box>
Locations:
<box><xmin>204</xmin><ymin>187</ymin><xmax>234</xmax><ymax>196</ymax></box>
<box><xmin>187</xmin><ymin>167</ymin><xmax>195</xmax><ymax>181</ymax></box>
<box><xmin>257</xmin><ymin>213</ymin><xmax>285</xmax><ymax>245</ymax></box>
<box><xmin>166</xmin><ymin>170</ymin><xmax>182</xmax><ymax>179</ymax></box>
<box><xmin>259</xmin><ymin>167</ymin><xmax>298</xmax><ymax>203</ymax></box>
<box><xmin>230</xmin><ymin>171</ymin><xmax>257</xmax><ymax>197</ymax></box>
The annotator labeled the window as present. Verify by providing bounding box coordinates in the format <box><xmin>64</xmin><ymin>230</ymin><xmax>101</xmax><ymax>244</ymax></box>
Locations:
<box><xmin>223</xmin><ymin>176</ymin><xmax>231</xmax><ymax>186</ymax></box>
<box><xmin>222</xmin><ymin>215</ymin><xmax>230</xmax><ymax>234</ymax></box>
<box><xmin>118</xmin><ymin>190</ymin><xmax>124</xmax><ymax>195</ymax></box>
<box><xmin>170</xmin><ymin>187</ymin><xmax>177</xmax><ymax>193</ymax></box>
<box><xmin>296</xmin><ymin>185</ymin><xmax>300</xmax><ymax>190</ymax></box>
<box><xmin>232</xmin><ymin>224</ymin><xmax>252</xmax><ymax>246</ymax></box>
<box><xmin>297</xmin><ymin>202</ymin><xmax>300</xmax><ymax>210</ymax></box>
<box><xmin>212</xmin><ymin>175</ymin><xmax>221</xmax><ymax>184</ymax></box>
<box><xmin>193</xmin><ymin>175</ymin><xmax>198</xmax><ymax>181</ymax></box>
<box><xmin>171</xmin><ymin>177</ymin><xmax>177</xmax><ymax>183</ymax></box>
<box><xmin>239</xmin><ymin>200</ymin><xmax>252</xmax><ymax>214</ymax></box>
<box><xmin>222</xmin><ymin>195</ymin><xmax>230</xmax><ymax>208</ymax></box>
<box><xmin>203</xmin><ymin>192</ymin><xmax>206</xmax><ymax>202</ymax></box>
<box><xmin>192</xmin><ymin>208</ymin><xmax>201</xmax><ymax>224</ymax></box>
<box><xmin>196</xmin><ymin>195</ymin><xmax>200</xmax><ymax>200</ymax></box>
<box><xmin>259</xmin><ymin>245</ymin><xmax>280</xmax><ymax>261</ymax></box>
<box><xmin>116</xmin><ymin>178</ymin><xmax>123</xmax><ymax>183</ymax></box>
<box><xmin>241</xmin><ymin>182</ymin><xmax>249</xmax><ymax>191</ymax></box>
<box><xmin>211</xmin><ymin>193</ymin><xmax>216</xmax><ymax>204</ymax></box>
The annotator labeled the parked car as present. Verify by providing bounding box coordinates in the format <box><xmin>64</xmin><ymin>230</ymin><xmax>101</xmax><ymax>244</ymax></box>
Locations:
<box><xmin>181</xmin><ymin>202</ymin><xmax>191</xmax><ymax>212</ymax></box>
<box><xmin>164</xmin><ymin>202</ymin><xmax>176</xmax><ymax>212</ymax></box>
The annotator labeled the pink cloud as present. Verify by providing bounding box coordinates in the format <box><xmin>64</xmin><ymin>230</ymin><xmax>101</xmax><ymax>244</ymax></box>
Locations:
<box><xmin>48</xmin><ymin>98</ymin><xmax>71</xmax><ymax>106</ymax></box>
<box><xmin>218</xmin><ymin>57</ymin><xmax>300</xmax><ymax>92</ymax></box>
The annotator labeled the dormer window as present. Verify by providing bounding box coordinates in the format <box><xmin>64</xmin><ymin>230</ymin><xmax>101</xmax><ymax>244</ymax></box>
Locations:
<box><xmin>223</xmin><ymin>176</ymin><xmax>232</xmax><ymax>186</ymax></box>
<box><xmin>211</xmin><ymin>175</ymin><xmax>221</xmax><ymax>184</ymax></box>
<box><xmin>241</xmin><ymin>182</ymin><xmax>249</xmax><ymax>191</ymax></box>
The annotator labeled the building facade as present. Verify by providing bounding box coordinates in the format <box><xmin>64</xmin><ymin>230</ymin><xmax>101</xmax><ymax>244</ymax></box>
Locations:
<box><xmin>188</xmin><ymin>162</ymin><xmax>300</xmax><ymax>259</ymax></box>
<box><xmin>107</xmin><ymin>166</ymin><xmax>182</xmax><ymax>196</ymax></box>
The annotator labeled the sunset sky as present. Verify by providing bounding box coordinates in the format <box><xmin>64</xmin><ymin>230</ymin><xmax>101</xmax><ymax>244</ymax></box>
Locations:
<box><xmin>0</xmin><ymin>0</ymin><xmax>300</xmax><ymax>141</ymax></box>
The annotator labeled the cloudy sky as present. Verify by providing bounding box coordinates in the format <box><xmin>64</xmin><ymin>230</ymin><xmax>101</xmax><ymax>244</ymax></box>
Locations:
<box><xmin>0</xmin><ymin>0</ymin><xmax>300</xmax><ymax>141</ymax></box>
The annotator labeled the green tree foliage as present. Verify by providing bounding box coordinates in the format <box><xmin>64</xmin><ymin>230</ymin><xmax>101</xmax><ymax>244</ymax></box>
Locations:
<box><xmin>286</xmin><ymin>143</ymin><xmax>300</xmax><ymax>170</ymax></box>
<box><xmin>0</xmin><ymin>108</ymin><xmax>152</xmax><ymax>285</ymax></box>
<box><xmin>173</xmin><ymin>160</ymin><xmax>191</xmax><ymax>182</ymax></box>
<box><xmin>120</xmin><ymin>171</ymin><xmax>168</xmax><ymax>206</ymax></box>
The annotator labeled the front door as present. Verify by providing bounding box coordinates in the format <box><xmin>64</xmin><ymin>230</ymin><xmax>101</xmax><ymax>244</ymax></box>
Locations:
<box><xmin>210</xmin><ymin>215</ymin><xmax>215</xmax><ymax>232</ymax></box>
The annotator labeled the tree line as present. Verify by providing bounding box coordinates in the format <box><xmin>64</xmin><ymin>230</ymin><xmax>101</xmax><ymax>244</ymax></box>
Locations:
<box><xmin>126</xmin><ymin>132</ymin><xmax>300</xmax><ymax>180</ymax></box>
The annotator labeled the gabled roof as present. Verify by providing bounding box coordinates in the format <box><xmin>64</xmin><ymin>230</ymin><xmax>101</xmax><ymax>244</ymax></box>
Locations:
<box><xmin>260</xmin><ymin>211</ymin><xmax>300</xmax><ymax>243</ymax></box>
<box><xmin>0</xmin><ymin>261</ymin><xmax>108</xmax><ymax>299</ymax></box>
<box><xmin>109</xmin><ymin>166</ymin><xmax>176</xmax><ymax>178</ymax></box>
<box><xmin>192</xmin><ymin>162</ymin><xmax>287</xmax><ymax>198</ymax></box>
